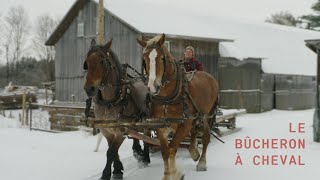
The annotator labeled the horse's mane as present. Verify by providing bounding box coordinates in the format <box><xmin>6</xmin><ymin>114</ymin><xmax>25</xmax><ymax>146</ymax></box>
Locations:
<box><xmin>108</xmin><ymin>48</ymin><xmax>124</xmax><ymax>76</ymax></box>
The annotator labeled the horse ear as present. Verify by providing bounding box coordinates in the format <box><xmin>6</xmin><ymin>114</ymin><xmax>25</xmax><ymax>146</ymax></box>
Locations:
<box><xmin>83</xmin><ymin>61</ymin><xmax>88</xmax><ymax>70</ymax></box>
<box><xmin>158</xmin><ymin>33</ymin><xmax>166</xmax><ymax>46</ymax></box>
<box><xmin>137</xmin><ymin>38</ymin><xmax>147</xmax><ymax>47</ymax></box>
<box><xmin>90</xmin><ymin>39</ymin><xmax>96</xmax><ymax>47</ymax></box>
<box><xmin>105</xmin><ymin>39</ymin><xmax>113</xmax><ymax>49</ymax></box>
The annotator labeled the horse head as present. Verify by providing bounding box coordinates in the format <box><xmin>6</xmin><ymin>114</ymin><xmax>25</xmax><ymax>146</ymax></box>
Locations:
<box><xmin>83</xmin><ymin>39</ymin><xmax>121</xmax><ymax>97</ymax></box>
<box><xmin>137</xmin><ymin>34</ymin><xmax>173</xmax><ymax>95</ymax></box>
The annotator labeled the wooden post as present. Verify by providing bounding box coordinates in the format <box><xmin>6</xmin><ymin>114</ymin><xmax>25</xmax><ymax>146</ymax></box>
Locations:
<box><xmin>22</xmin><ymin>91</ymin><xmax>26</xmax><ymax>126</ymax></box>
<box><xmin>315</xmin><ymin>47</ymin><xmax>320</xmax><ymax>142</ymax></box>
<box><xmin>29</xmin><ymin>100</ymin><xmax>32</xmax><ymax>131</ymax></box>
<box><xmin>97</xmin><ymin>0</ymin><xmax>104</xmax><ymax>45</ymax></box>
<box><xmin>26</xmin><ymin>99</ymin><xmax>29</xmax><ymax>126</ymax></box>
<box><xmin>45</xmin><ymin>88</ymin><xmax>48</xmax><ymax>105</ymax></box>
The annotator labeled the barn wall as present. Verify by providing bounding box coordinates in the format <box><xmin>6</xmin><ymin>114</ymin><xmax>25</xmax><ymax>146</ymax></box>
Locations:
<box><xmin>218</xmin><ymin>58</ymin><xmax>262</xmax><ymax>113</ymax></box>
<box><xmin>145</xmin><ymin>36</ymin><xmax>220</xmax><ymax>78</ymax></box>
<box><xmin>55</xmin><ymin>1</ymin><xmax>141</xmax><ymax>102</ymax></box>
<box><xmin>275</xmin><ymin>74</ymin><xmax>315</xmax><ymax>110</ymax></box>
<box><xmin>260</xmin><ymin>73</ymin><xmax>274</xmax><ymax>112</ymax></box>
<box><xmin>55</xmin><ymin>17</ymin><xmax>79</xmax><ymax>102</ymax></box>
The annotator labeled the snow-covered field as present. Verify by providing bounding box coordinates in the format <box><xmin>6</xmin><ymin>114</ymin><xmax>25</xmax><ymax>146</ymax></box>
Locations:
<box><xmin>0</xmin><ymin>108</ymin><xmax>319</xmax><ymax>180</ymax></box>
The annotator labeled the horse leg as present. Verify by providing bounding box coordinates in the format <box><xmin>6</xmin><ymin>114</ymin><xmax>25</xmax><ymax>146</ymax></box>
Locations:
<box><xmin>100</xmin><ymin>135</ymin><xmax>125</xmax><ymax>180</ymax></box>
<box><xmin>196</xmin><ymin>117</ymin><xmax>210</xmax><ymax>171</ymax></box>
<box><xmin>112</xmin><ymin>154</ymin><xmax>124</xmax><ymax>179</ymax></box>
<box><xmin>189</xmin><ymin>127</ymin><xmax>200</xmax><ymax>161</ymax></box>
<box><xmin>132</xmin><ymin>138</ymin><xmax>143</xmax><ymax>161</ymax></box>
<box><xmin>169</xmin><ymin>120</ymin><xmax>193</xmax><ymax>180</ymax></box>
<box><xmin>156</xmin><ymin>129</ymin><xmax>170</xmax><ymax>180</ymax></box>
<box><xmin>94</xmin><ymin>132</ymin><xmax>103</xmax><ymax>152</ymax></box>
<box><xmin>142</xmin><ymin>128</ymin><xmax>151</xmax><ymax>165</ymax></box>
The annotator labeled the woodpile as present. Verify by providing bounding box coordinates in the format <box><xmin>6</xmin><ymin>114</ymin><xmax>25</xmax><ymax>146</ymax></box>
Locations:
<box><xmin>0</xmin><ymin>92</ymin><xmax>37</xmax><ymax>109</ymax></box>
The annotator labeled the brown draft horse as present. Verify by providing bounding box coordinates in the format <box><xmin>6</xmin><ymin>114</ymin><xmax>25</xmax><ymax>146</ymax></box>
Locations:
<box><xmin>137</xmin><ymin>34</ymin><xmax>219</xmax><ymax>180</ymax></box>
<box><xmin>83</xmin><ymin>39</ymin><xmax>150</xmax><ymax>180</ymax></box>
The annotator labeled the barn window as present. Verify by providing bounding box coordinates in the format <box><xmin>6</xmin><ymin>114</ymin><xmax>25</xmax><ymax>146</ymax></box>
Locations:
<box><xmin>164</xmin><ymin>41</ymin><xmax>170</xmax><ymax>52</ymax></box>
<box><xmin>77</xmin><ymin>23</ymin><xmax>84</xmax><ymax>37</ymax></box>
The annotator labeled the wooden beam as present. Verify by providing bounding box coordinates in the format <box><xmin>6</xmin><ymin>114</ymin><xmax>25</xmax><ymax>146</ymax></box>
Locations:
<box><xmin>125</xmin><ymin>128</ymin><xmax>160</xmax><ymax>146</ymax></box>
<box><xmin>97</xmin><ymin>0</ymin><xmax>104</xmax><ymax>45</ymax></box>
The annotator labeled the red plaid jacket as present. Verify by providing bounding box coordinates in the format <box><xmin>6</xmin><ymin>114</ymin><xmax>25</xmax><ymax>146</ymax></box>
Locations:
<box><xmin>183</xmin><ymin>57</ymin><xmax>204</xmax><ymax>71</ymax></box>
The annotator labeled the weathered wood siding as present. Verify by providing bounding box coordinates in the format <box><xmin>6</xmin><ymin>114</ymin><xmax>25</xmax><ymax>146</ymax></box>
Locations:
<box><xmin>218</xmin><ymin>57</ymin><xmax>315</xmax><ymax>113</ymax></box>
<box><xmin>171</xmin><ymin>39</ymin><xmax>219</xmax><ymax>78</ymax></box>
<box><xmin>275</xmin><ymin>74</ymin><xmax>315</xmax><ymax>110</ymax></box>
<box><xmin>218</xmin><ymin>58</ymin><xmax>262</xmax><ymax>113</ymax></box>
<box><xmin>260</xmin><ymin>73</ymin><xmax>274</xmax><ymax>112</ymax></box>
<box><xmin>55</xmin><ymin>1</ymin><xmax>141</xmax><ymax>102</ymax></box>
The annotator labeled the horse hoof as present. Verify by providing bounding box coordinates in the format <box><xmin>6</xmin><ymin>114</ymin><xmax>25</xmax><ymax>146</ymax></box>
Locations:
<box><xmin>99</xmin><ymin>177</ymin><xmax>110</xmax><ymax>180</ymax></box>
<box><xmin>172</xmin><ymin>169</ymin><xmax>184</xmax><ymax>180</ymax></box>
<box><xmin>196</xmin><ymin>165</ymin><xmax>207</xmax><ymax>171</ymax></box>
<box><xmin>112</xmin><ymin>173</ymin><xmax>123</xmax><ymax>179</ymax></box>
<box><xmin>142</xmin><ymin>158</ymin><xmax>151</xmax><ymax>165</ymax></box>
<box><xmin>138</xmin><ymin>161</ymin><xmax>149</xmax><ymax>168</ymax></box>
<box><xmin>180</xmin><ymin>174</ymin><xmax>185</xmax><ymax>180</ymax></box>
<box><xmin>133</xmin><ymin>151</ymin><xmax>143</xmax><ymax>161</ymax></box>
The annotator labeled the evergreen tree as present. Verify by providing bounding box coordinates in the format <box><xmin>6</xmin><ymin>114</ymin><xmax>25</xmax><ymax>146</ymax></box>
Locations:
<box><xmin>301</xmin><ymin>0</ymin><xmax>320</xmax><ymax>29</ymax></box>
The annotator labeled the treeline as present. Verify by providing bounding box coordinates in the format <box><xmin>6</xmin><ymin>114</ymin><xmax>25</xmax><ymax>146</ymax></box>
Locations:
<box><xmin>266</xmin><ymin>0</ymin><xmax>320</xmax><ymax>30</ymax></box>
<box><xmin>0</xmin><ymin>5</ymin><xmax>59</xmax><ymax>88</ymax></box>
<box><xmin>0</xmin><ymin>57</ymin><xmax>54</xmax><ymax>87</ymax></box>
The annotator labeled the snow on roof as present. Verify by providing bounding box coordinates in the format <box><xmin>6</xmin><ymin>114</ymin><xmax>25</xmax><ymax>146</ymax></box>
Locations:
<box><xmin>48</xmin><ymin>0</ymin><xmax>318</xmax><ymax>76</ymax></box>
<box><xmin>99</xmin><ymin>0</ymin><xmax>232</xmax><ymax>42</ymax></box>
<box><xmin>215</xmin><ymin>20</ymin><xmax>319</xmax><ymax>76</ymax></box>
<box><xmin>100</xmin><ymin>0</ymin><xmax>320</xmax><ymax>76</ymax></box>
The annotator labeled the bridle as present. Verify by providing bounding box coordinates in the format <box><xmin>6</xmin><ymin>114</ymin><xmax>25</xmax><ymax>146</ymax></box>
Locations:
<box><xmin>143</xmin><ymin>43</ymin><xmax>176</xmax><ymax>86</ymax></box>
<box><xmin>143</xmin><ymin>43</ymin><xmax>183</xmax><ymax>104</ymax></box>
<box><xmin>84</xmin><ymin>46</ymin><xmax>126</xmax><ymax>109</ymax></box>
<box><xmin>85</xmin><ymin>46</ymin><xmax>120</xmax><ymax>90</ymax></box>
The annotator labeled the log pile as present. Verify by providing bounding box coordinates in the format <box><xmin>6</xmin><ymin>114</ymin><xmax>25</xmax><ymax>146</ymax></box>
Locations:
<box><xmin>0</xmin><ymin>92</ymin><xmax>37</xmax><ymax>109</ymax></box>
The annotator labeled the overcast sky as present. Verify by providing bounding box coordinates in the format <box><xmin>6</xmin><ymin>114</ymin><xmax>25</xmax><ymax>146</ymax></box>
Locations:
<box><xmin>0</xmin><ymin>0</ymin><xmax>318</xmax><ymax>62</ymax></box>
<box><xmin>0</xmin><ymin>0</ymin><xmax>318</xmax><ymax>24</ymax></box>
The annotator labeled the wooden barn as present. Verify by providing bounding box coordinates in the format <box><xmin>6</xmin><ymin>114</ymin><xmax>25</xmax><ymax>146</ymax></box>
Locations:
<box><xmin>216</xmin><ymin>18</ymin><xmax>319</xmax><ymax>113</ymax></box>
<box><xmin>305</xmin><ymin>39</ymin><xmax>320</xmax><ymax>142</ymax></box>
<box><xmin>45</xmin><ymin>0</ymin><xmax>231</xmax><ymax>102</ymax></box>
<box><xmin>46</xmin><ymin>0</ymin><xmax>320</xmax><ymax>113</ymax></box>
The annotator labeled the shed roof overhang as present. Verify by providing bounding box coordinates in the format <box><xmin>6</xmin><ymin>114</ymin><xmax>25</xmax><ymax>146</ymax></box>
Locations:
<box><xmin>305</xmin><ymin>39</ymin><xmax>320</xmax><ymax>53</ymax></box>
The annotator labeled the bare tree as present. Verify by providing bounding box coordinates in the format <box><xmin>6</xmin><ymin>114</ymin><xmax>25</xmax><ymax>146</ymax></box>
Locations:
<box><xmin>5</xmin><ymin>6</ymin><xmax>30</xmax><ymax>81</ymax></box>
<box><xmin>266</xmin><ymin>11</ymin><xmax>297</xmax><ymax>27</ymax></box>
<box><xmin>33</xmin><ymin>14</ymin><xmax>58</xmax><ymax>61</ymax></box>
<box><xmin>1</xmin><ymin>14</ymin><xmax>14</xmax><ymax>84</ymax></box>
<box><xmin>33</xmin><ymin>14</ymin><xmax>59</xmax><ymax>81</ymax></box>
<box><xmin>0</xmin><ymin>14</ymin><xmax>3</xmax><ymax>58</ymax></box>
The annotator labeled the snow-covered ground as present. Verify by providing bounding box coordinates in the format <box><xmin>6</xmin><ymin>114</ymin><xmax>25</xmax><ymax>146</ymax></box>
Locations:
<box><xmin>0</xmin><ymin>109</ymin><xmax>319</xmax><ymax>180</ymax></box>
